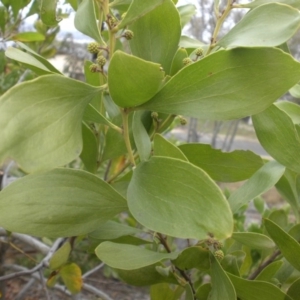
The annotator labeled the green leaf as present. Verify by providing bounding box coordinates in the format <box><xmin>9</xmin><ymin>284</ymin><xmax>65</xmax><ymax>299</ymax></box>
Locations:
<box><xmin>228</xmin><ymin>273</ymin><xmax>292</xmax><ymax>300</ymax></box>
<box><xmin>41</xmin><ymin>0</ymin><xmax>60</xmax><ymax>26</ymax></box>
<box><xmin>80</xmin><ymin>123</ymin><xmax>98</xmax><ymax>173</ymax></box>
<box><xmin>218</xmin><ymin>3</ymin><xmax>300</xmax><ymax>48</ymax></box>
<box><xmin>287</xmin><ymin>278</ymin><xmax>300</xmax><ymax>300</ymax></box>
<box><xmin>60</xmin><ymin>263</ymin><xmax>82</xmax><ymax>294</ymax></box>
<box><xmin>173</xmin><ymin>246</ymin><xmax>210</xmax><ymax>270</ymax></box>
<box><xmin>108</xmin><ymin>51</ymin><xmax>164</xmax><ymax>107</ymax></box>
<box><xmin>150</xmin><ymin>283</ymin><xmax>184</xmax><ymax>300</ymax></box>
<box><xmin>179</xmin><ymin>35</ymin><xmax>207</xmax><ymax>51</ymax></box>
<box><xmin>65</xmin><ymin>0</ymin><xmax>78</xmax><ymax>10</ymax></box>
<box><xmin>110</xmin><ymin>0</ymin><xmax>132</xmax><ymax>8</ymax></box>
<box><xmin>5</xmin><ymin>42</ymin><xmax>61</xmax><ymax>74</ymax></box>
<box><xmin>221</xmin><ymin>253</ymin><xmax>241</xmax><ymax>276</ymax></box>
<box><xmin>11</xmin><ymin>0</ymin><xmax>30</xmax><ymax>18</ymax></box>
<box><xmin>255</xmin><ymin>261</ymin><xmax>283</xmax><ymax>281</ymax></box>
<box><xmin>268</xmin><ymin>209</ymin><xmax>288</xmax><ymax>229</ymax></box>
<box><xmin>154</xmin><ymin>134</ymin><xmax>187</xmax><ymax>161</ymax></box>
<box><xmin>170</xmin><ymin>47</ymin><xmax>188</xmax><ymax>76</ymax></box>
<box><xmin>275</xmin><ymin>101</ymin><xmax>300</xmax><ymax>124</ymax></box>
<box><xmin>115</xmin><ymin>263</ymin><xmax>178</xmax><ymax>286</ymax></box>
<box><xmin>265</xmin><ymin>219</ymin><xmax>300</xmax><ymax>272</ymax></box>
<box><xmin>49</xmin><ymin>242</ymin><xmax>72</xmax><ymax>270</ymax></box>
<box><xmin>129</xmin><ymin>0</ymin><xmax>181</xmax><ymax>74</ymax></box>
<box><xmin>132</xmin><ymin>111</ymin><xmax>152</xmax><ymax>161</ymax></box>
<box><xmin>253</xmin><ymin>104</ymin><xmax>300</xmax><ymax>173</ymax></box>
<box><xmin>289</xmin><ymin>84</ymin><xmax>300</xmax><ymax>98</ymax></box>
<box><xmin>275</xmin><ymin>169</ymin><xmax>300</xmax><ymax>220</ymax></box>
<box><xmin>0</xmin><ymin>75</ymin><xmax>102</xmax><ymax>173</ymax></box>
<box><xmin>5</xmin><ymin>47</ymin><xmax>53</xmax><ymax>75</ymax></box>
<box><xmin>141</xmin><ymin>48</ymin><xmax>300</xmax><ymax>120</ymax></box>
<box><xmin>127</xmin><ymin>156</ymin><xmax>233</xmax><ymax>240</ymax></box>
<box><xmin>118</xmin><ymin>0</ymin><xmax>165</xmax><ymax>28</ymax></box>
<box><xmin>232</xmin><ymin>232</ymin><xmax>275</xmax><ymax>249</ymax></box>
<box><xmin>89</xmin><ymin>221</ymin><xmax>142</xmax><ymax>240</ymax></box>
<box><xmin>10</xmin><ymin>32</ymin><xmax>45</xmax><ymax>42</ymax></box>
<box><xmin>228</xmin><ymin>161</ymin><xmax>285</xmax><ymax>213</ymax></box>
<box><xmin>196</xmin><ymin>284</ymin><xmax>211</xmax><ymax>300</ymax></box>
<box><xmin>209</xmin><ymin>254</ymin><xmax>236</xmax><ymax>300</ymax></box>
<box><xmin>0</xmin><ymin>168</ymin><xmax>127</xmax><ymax>237</ymax></box>
<box><xmin>177</xmin><ymin>4</ymin><xmax>196</xmax><ymax>28</ymax></box>
<box><xmin>179</xmin><ymin>144</ymin><xmax>263</xmax><ymax>182</ymax></box>
<box><xmin>74</xmin><ymin>0</ymin><xmax>105</xmax><ymax>45</ymax></box>
<box><xmin>95</xmin><ymin>242</ymin><xmax>178</xmax><ymax>270</ymax></box>
<box><xmin>0</xmin><ymin>6</ymin><xmax>6</xmax><ymax>34</ymax></box>
<box><xmin>242</xmin><ymin>0</ymin><xmax>300</xmax><ymax>9</ymax></box>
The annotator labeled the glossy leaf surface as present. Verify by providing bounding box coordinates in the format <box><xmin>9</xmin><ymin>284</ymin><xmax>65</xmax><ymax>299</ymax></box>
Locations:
<box><xmin>141</xmin><ymin>48</ymin><xmax>300</xmax><ymax>120</ymax></box>
<box><xmin>41</xmin><ymin>0</ymin><xmax>60</xmax><ymax>26</ymax></box>
<box><xmin>95</xmin><ymin>242</ymin><xmax>178</xmax><ymax>270</ymax></box>
<box><xmin>0</xmin><ymin>75</ymin><xmax>102</xmax><ymax>173</ymax></box>
<box><xmin>0</xmin><ymin>169</ymin><xmax>127</xmax><ymax>237</ymax></box>
<box><xmin>127</xmin><ymin>156</ymin><xmax>233</xmax><ymax>240</ymax></box>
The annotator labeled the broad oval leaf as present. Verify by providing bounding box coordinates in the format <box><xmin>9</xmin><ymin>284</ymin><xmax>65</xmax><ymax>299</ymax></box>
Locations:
<box><xmin>228</xmin><ymin>161</ymin><xmax>285</xmax><ymax>213</ymax></box>
<box><xmin>95</xmin><ymin>242</ymin><xmax>178</xmax><ymax>270</ymax></box>
<box><xmin>0</xmin><ymin>168</ymin><xmax>127</xmax><ymax>237</ymax></box>
<box><xmin>177</xmin><ymin>4</ymin><xmax>196</xmax><ymax>28</ymax></box>
<box><xmin>218</xmin><ymin>3</ymin><xmax>300</xmax><ymax>48</ymax></box>
<box><xmin>60</xmin><ymin>263</ymin><xmax>82</xmax><ymax>294</ymax></box>
<box><xmin>179</xmin><ymin>144</ymin><xmax>263</xmax><ymax>182</ymax></box>
<box><xmin>275</xmin><ymin>101</ymin><xmax>300</xmax><ymax>124</ymax></box>
<box><xmin>129</xmin><ymin>0</ymin><xmax>181</xmax><ymax>74</ymax></box>
<box><xmin>287</xmin><ymin>278</ymin><xmax>300</xmax><ymax>300</ymax></box>
<box><xmin>74</xmin><ymin>0</ymin><xmax>105</xmax><ymax>45</ymax></box>
<box><xmin>0</xmin><ymin>75</ymin><xmax>102</xmax><ymax>173</ymax></box>
<box><xmin>115</xmin><ymin>263</ymin><xmax>178</xmax><ymax>286</ymax></box>
<box><xmin>228</xmin><ymin>273</ymin><xmax>292</xmax><ymax>300</ymax></box>
<box><xmin>232</xmin><ymin>232</ymin><xmax>275</xmax><ymax>249</ymax></box>
<box><xmin>209</xmin><ymin>254</ymin><xmax>236</xmax><ymax>300</ymax></box>
<box><xmin>141</xmin><ymin>48</ymin><xmax>300</xmax><ymax>120</ymax></box>
<box><xmin>265</xmin><ymin>218</ymin><xmax>300</xmax><ymax>272</ymax></box>
<box><xmin>253</xmin><ymin>104</ymin><xmax>300</xmax><ymax>173</ymax></box>
<box><xmin>108</xmin><ymin>51</ymin><xmax>165</xmax><ymax>107</ymax></box>
<box><xmin>127</xmin><ymin>156</ymin><xmax>233</xmax><ymax>240</ymax></box>
<box><xmin>154</xmin><ymin>134</ymin><xmax>187</xmax><ymax>161</ymax></box>
<box><xmin>170</xmin><ymin>47</ymin><xmax>188</xmax><ymax>76</ymax></box>
<box><xmin>118</xmin><ymin>0</ymin><xmax>165</xmax><ymax>28</ymax></box>
<box><xmin>89</xmin><ymin>220</ymin><xmax>142</xmax><ymax>240</ymax></box>
<box><xmin>255</xmin><ymin>261</ymin><xmax>283</xmax><ymax>281</ymax></box>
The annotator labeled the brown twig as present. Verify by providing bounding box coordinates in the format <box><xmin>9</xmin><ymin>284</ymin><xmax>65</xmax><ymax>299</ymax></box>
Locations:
<box><xmin>248</xmin><ymin>249</ymin><xmax>281</xmax><ymax>280</ymax></box>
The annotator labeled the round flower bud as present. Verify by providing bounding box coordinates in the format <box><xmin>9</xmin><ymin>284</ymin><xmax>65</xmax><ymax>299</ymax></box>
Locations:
<box><xmin>96</xmin><ymin>55</ymin><xmax>107</xmax><ymax>67</ymax></box>
<box><xmin>183</xmin><ymin>57</ymin><xmax>193</xmax><ymax>66</ymax></box>
<box><xmin>179</xmin><ymin>116</ymin><xmax>187</xmax><ymax>125</ymax></box>
<box><xmin>123</xmin><ymin>30</ymin><xmax>134</xmax><ymax>40</ymax></box>
<box><xmin>195</xmin><ymin>48</ymin><xmax>204</xmax><ymax>56</ymax></box>
<box><xmin>214</xmin><ymin>250</ymin><xmax>224</xmax><ymax>262</ymax></box>
<box><xmin>151</xmin><ymin>112</ymin><xmax>159</xmax><ymax>119</ymax></box>
<box><xmin>89</xmin><ymin>63</ymin><xmax>99</xmax><ymax>73</ymax></box>
<box><xmin>87</xmin><ymin>42</ymin><xmax>100</xmax><ymax>54</ymax></box>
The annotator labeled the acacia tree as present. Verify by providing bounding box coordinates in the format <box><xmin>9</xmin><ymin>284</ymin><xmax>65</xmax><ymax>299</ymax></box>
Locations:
<box><xmin>1</xmin><ymin>0</ymin><xmax>300</xmax><ymax>299</ymax></box>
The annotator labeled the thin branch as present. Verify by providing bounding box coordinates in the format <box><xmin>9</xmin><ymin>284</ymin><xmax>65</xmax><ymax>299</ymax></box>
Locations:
<box><xmin>82</xmin><ymin>263</ymin><xmax>105</xmax><ymax>279</ymax></box>
<box><xmin>248</xmin><ymin>250</ymin><xmax>281</xmax><ymax>280</ymax></box>
<box><xmin>15</xmin><ymin>278</ymin><xmax>35</xmax><ymax>300</ymax></box>
<box><xmin>0</xmin><ymin>238</ymin><xmax>64</xmax><ymax>282</ymax></box>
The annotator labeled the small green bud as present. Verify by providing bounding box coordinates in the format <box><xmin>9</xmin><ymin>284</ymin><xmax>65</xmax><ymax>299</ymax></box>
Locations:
<box><xmin>214</xmin><ymin>250</ymin><xmax>224</xmax><ymax>262</ymax></box>
<box><xmin>123</xmin><ymin>30</ymin><xmax>134</xmax><ymax>40</ymax></box>
<box><xmin>195</xmin><ymin>48</ymin><xmax>204</xmax><ymax>56</ymax></box>
<box><xmin>121</xmin><ymin>12</ymin><xmax>127</xmax><ymax>20</ymax></box>
<box><xmin>179</xmin><ymin>116</ymin><xmax>187</xmax><ymax>125</ymax></box>
<box><xmin>87</xmin><ymin>42</ymin><xmax>100</xmax><ymax>54</ymax></box>
<box><xmin>96</xmin><ymin>55</ymin><xmax>107</xmax><ymax>67</ymax></box>
<box><xmin>183</xmin><ymin>57</ymin><xmax>193</xmax><ymax>66</ymax></box>
<box><xmin>151</xmin><ymin>112</ymin><xmax>159</xmax><ymax>119</ymax></box>
<box><xmin>107</xmin><ymin>14</ymin><xmax>117</xmax><ymax>28</ymax></box>
<box><xmin>89</xmin><ymin>63</ymin><xmax>99</xmax><ymax>73</ymax></box>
